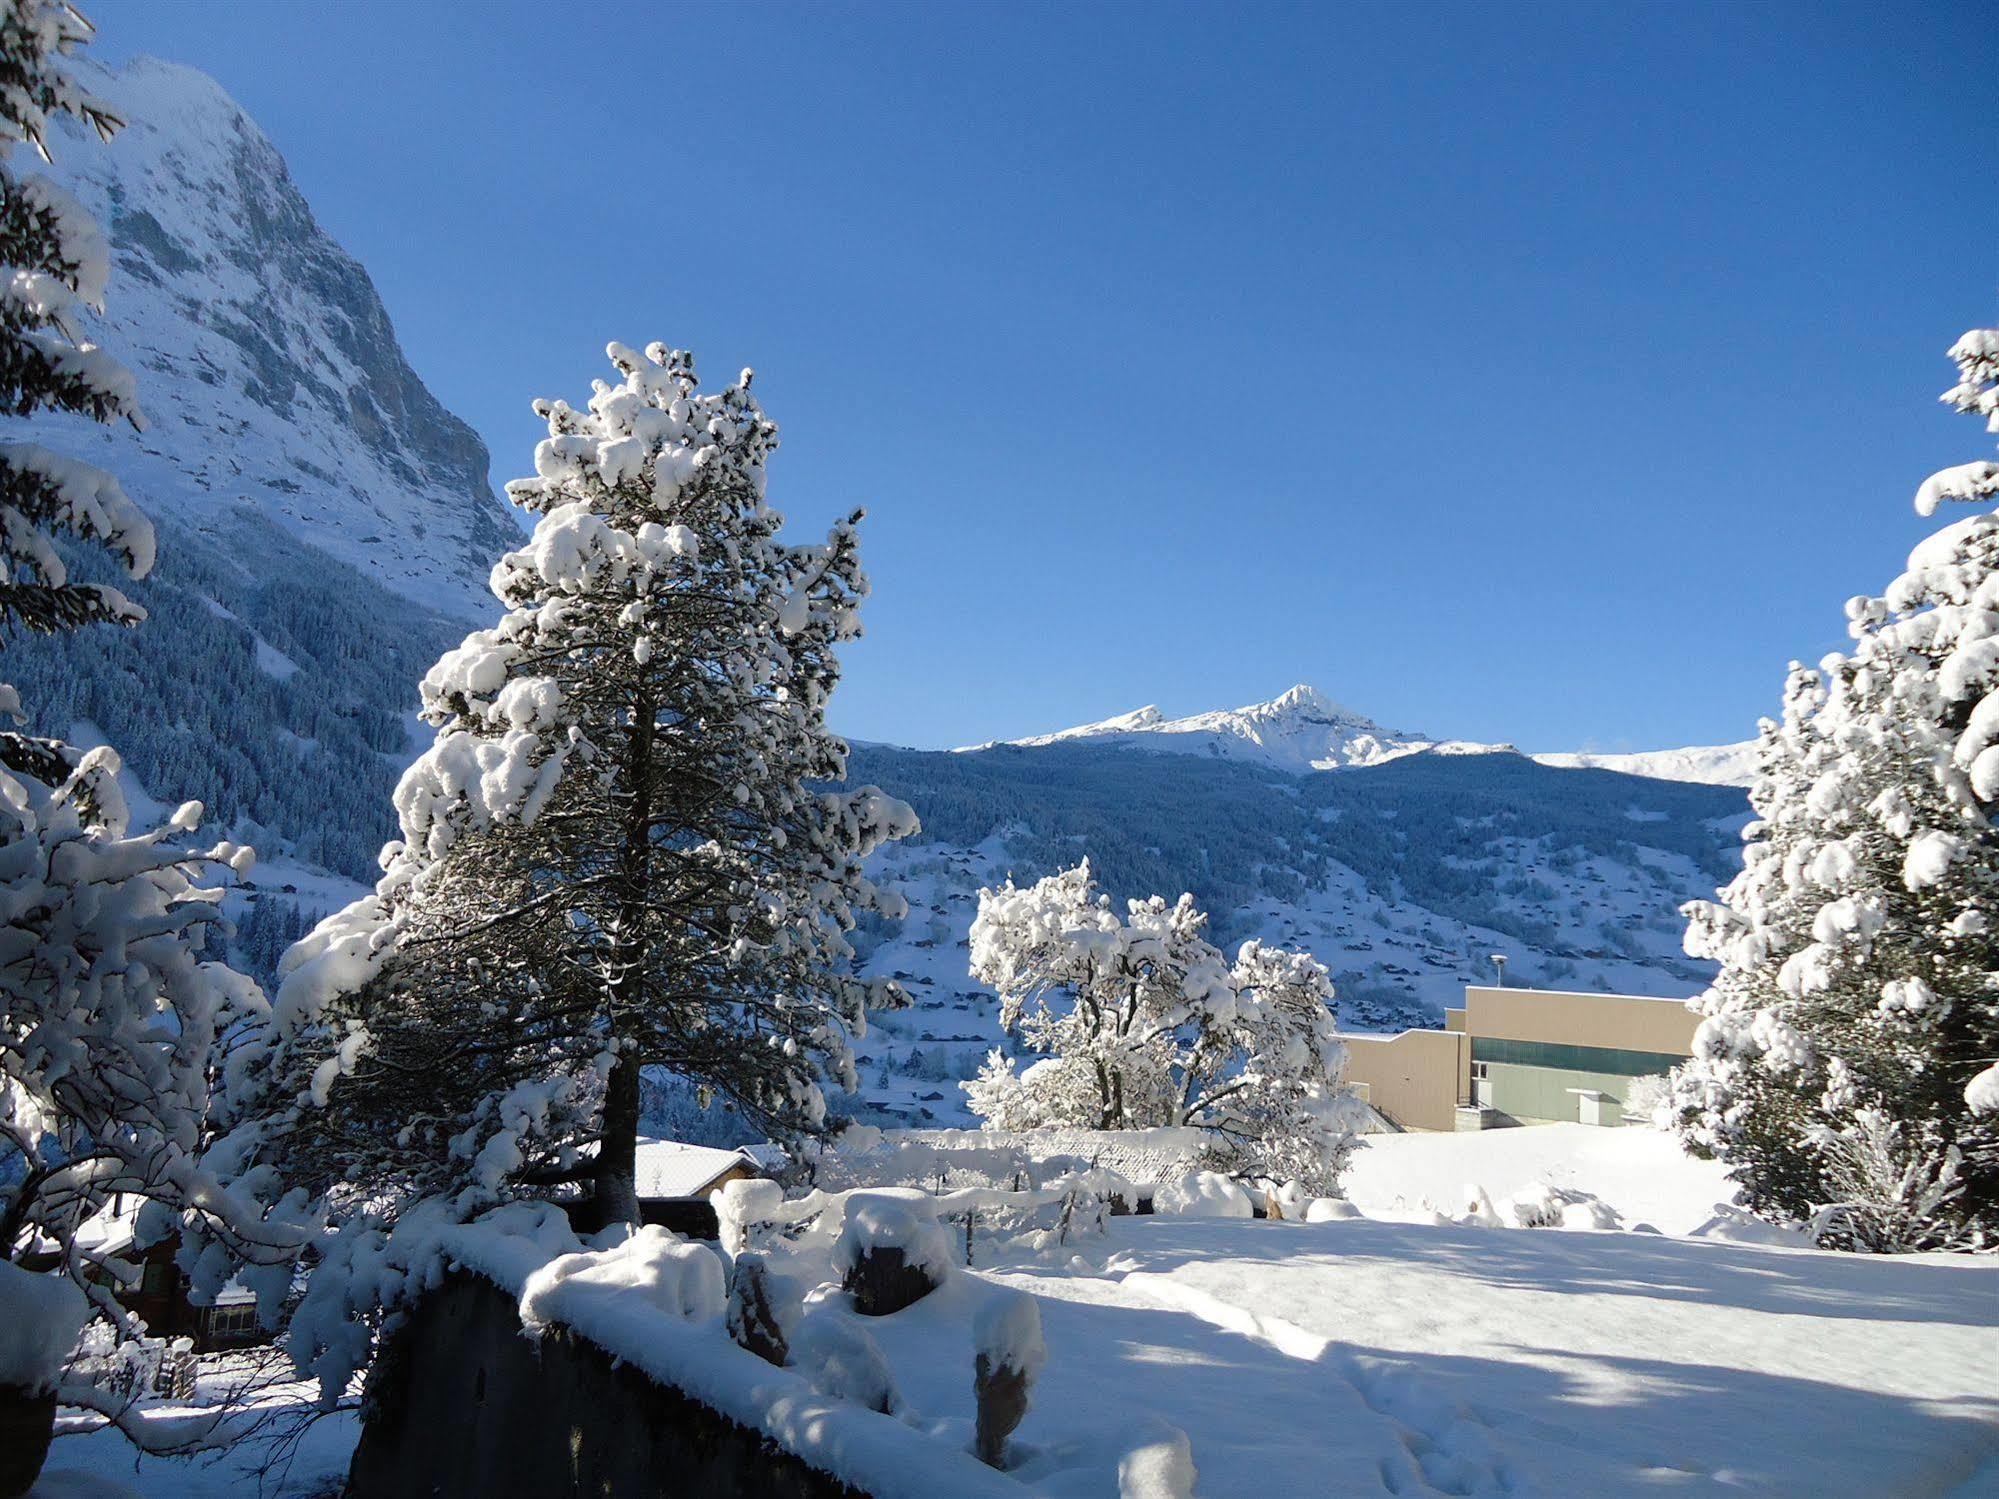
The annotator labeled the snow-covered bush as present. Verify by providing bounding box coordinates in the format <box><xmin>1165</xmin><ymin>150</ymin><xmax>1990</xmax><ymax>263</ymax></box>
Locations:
<box><xmin>1500</xmin><ymin>1182</ymin><xmax>1620</xmax><ymax>1231</ymax></box>
<box><xmin>1267</xmin><ymin>1179</ymin><xmax>1313</xmax><ymax>1220</ymax></box>
<box><xmin>724</xmin><ymin>1252</ymin><xmax>792</xmax><ymax>1366</ymax></box>
<box><xmin>833</xmin><ymin>1190</ymin><xmax>954</xmax><ymax>1281</ymax></box>
<box><xmin>965</xmin><ymin>863</ymin><xmax>1364</xmax><ymax>1193</ymax></box>
<box><xmin>1805</xmin><ymin>1108</ymin><xmax>1971</xmax><ymax>1254</ymax></box>
<box><xmin>63</xmin><ymin>1322</ymin><xmax>194</xmax><ymax>1402</ymax></box>
<box><xmin>1675</xmin><ymin>327</ymin><xmax>1999</xmax><ymax>1251</ymax></box>
<box><xmin>1619</xmin><ymin>1074</ymin><xmax>1675</xmax><ymax>1129</ymax></box>
<box><xmin>791</xmin><ymin>1310</ymin><xmax>899</xmax><ymax>1415</ymax></box>
<box><xmin>714</xmin><ymin>1176</ymin><xmax>786</xmax><ymax>1257</ymax></box>
<box><xmin>835</xmin><ymin>1189</ymin><xmax>952</xmax><ymax>1313</ymax></box>
<box><xmin>1302</xmin><ymin>1197</ymin><xmax>1360</xmax><ymax>1223</ymax></box>
<box><xmin>1154</xmin><ymin>1171</ymin><xmax>1256</xmax><ymax>1219</ymax></box>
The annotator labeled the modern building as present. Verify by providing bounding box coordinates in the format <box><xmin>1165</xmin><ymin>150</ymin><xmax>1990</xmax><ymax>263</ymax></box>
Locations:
<box><xmin>1341</xmin><ymin>985</ymin><xmax>1698</xmax><ymax>1132</ymax></box>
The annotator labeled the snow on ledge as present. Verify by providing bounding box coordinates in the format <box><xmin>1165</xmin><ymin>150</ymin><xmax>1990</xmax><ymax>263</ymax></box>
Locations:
<box><xmin>423</xmin><ymin>1207</ymin><xmax>1035</xmax><ymax>1499</ymax></box>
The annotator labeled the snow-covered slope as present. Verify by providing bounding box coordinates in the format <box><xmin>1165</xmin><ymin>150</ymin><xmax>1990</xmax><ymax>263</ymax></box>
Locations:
<box><xmin>1531</xmin><ymin>740</ymin><xmax>1759</xmax><ymax>787</ymax></box>
<box><xmin>974</xmin><ymin>684</ymin><xmax>1510</xmax><ymax>772</ymax></box>
<box><xmin>18</xmin><ymin>55</ymin><xmax>517</xmax><ymax>620</ymax></box>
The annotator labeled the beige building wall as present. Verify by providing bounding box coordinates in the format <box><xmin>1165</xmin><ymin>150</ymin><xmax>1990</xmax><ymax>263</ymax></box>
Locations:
<box><xmin>1341</xmin><ymin>1028</ymin><xmax>1469</xmax><ymax>1132</ymax></box>
<box><xmin>1342</xmin><ymin>987</ymin><xmax>1699</xmax><ymax>1132</ymax></box>
<box><xmin>1462</xmin><ymin>986</ymin><xmax>1698</xmax><ymax>1054</ymax></box>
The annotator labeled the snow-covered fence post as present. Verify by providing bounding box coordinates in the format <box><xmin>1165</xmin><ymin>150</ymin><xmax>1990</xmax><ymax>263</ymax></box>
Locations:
<box><xmin>724</xmin><ymin>1254</ymin><xmax>789</xmax><ymax>1367</ymax></box>
<box><xmin>964</xmin><ymin>1208</ymin><xmax>976</xmax><ymax>1267</ymax></box>
<box><xmin>972</xmin><ymin>1290</ymin><xmax>1044</xmax><ymax>1470</ymax></box>
<box><xmin>835</xmin><ymin>1191</ymin><xmax>952</xmax><ymax>1316</ymax></box>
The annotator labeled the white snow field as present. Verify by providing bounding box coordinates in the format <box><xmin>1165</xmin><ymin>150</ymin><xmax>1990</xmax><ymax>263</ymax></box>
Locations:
<box><xmin>998</xmin><ymin>1210</ymin><xmax>1997</xmax><ymax>1498</ymax></box>
<box><xmin>1342</xmin><ymin>1122</ymin><xmax>1738</xmax><ymax>1235</ymax></box>
<box><xmin>33</xmin><ymin>1126</ymin><xmax>1996</xmax><ymax>1499</ymax></box>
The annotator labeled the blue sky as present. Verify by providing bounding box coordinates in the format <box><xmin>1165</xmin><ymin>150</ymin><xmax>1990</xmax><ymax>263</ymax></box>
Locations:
<box><xmin>88</xmin><ymin>1</ymin><xmax>1997</xmax><ymax>753</ymax></box>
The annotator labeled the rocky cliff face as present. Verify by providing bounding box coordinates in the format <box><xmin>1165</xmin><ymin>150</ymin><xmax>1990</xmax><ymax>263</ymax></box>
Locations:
<box><xmin>25</xmin><ymin>55</ymin><xmax>517</xmax><ymax>620</ymax></box>
<box><xmin>1</xmin><ymin>56</ymin><xmax>519</xmax><ymax>889</ymax></box>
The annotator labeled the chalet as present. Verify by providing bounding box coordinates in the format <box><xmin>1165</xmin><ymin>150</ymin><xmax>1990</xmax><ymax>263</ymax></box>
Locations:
<box><xmin>629</xmin><ymin>1139</ymin><xmax>770</xmax><ymax>1239</ymax></box>
<box><xmin>21</xmin><ymin>1195</ymin><xmax>267</xmax><ymax>1353</ymax></box>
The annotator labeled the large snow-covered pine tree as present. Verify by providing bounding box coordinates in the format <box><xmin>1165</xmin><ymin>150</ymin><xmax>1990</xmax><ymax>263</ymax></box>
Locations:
<box><xmin>1675</xmin><ymin>327</ymin><xmax>1999</xmax><ymax>1250</ymax></box>
<box><xmin>254</xmin><ymin>341</ymin><xmax>916</xmax><ymax>1233</ymax></box>
<box><xmin>965</xmin><ymin>862</ymin><xmax>1362</xmax><ymax>1192</ymax></box>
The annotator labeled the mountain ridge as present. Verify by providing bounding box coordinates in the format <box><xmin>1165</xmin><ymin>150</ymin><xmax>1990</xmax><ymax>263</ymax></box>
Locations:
<box><xmin>964</xmin><ymin>682</ymin><xmax>1755</xmax><ymax>787</ymax></box>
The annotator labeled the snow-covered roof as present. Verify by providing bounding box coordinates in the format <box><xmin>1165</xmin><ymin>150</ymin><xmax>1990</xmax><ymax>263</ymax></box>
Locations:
<box><xmin>739</xmin><ymin>1141</ymin><xmax>791</xmax><ymax>1173</ymax></box>
<box><xmin>72</xmin><ymin>1194</ymin><xmax>145</xmax><ymax>1261</ymax></box>
<box><xmin>632</xmin><ymin>1139</ymin><xmax>759</xmax><ymax>1200</ymax></box>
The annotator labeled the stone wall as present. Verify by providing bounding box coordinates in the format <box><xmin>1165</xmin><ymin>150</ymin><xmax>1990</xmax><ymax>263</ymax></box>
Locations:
<box><xmin>345</xmin><ymin>1274</ymin><xmax>866</xmax><ymax>1499</ymax></box>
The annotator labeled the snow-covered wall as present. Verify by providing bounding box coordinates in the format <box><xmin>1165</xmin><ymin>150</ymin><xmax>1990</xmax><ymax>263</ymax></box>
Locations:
<box><xmin>346</xmin><ymin>1275</ymin><xmax>870</xmax><ymax>1499</ymax></box>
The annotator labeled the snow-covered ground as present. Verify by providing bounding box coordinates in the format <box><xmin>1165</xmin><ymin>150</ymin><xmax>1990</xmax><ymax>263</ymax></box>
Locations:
<box><xmin>37</xmin><ymin>1127</ymin><xmax>1996</xmax><ymax>1499</ymax></box>
<box><xmin>1342</xmin><ymin>1121</ymin><xmax>1736</xmax><ymax>1235</ymax></box>
<box><xmin>34</xmin><ymin>1356</ymin><xmax>355</xmax><ymax>1499</ymax></box>
<box><xmin>1003</xmin><ymin>1211</ymin><xmax>1996</xmax><ymax>1497</ymax></box>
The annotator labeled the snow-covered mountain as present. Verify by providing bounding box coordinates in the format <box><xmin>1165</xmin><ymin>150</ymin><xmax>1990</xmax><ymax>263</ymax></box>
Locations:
<box><xmin>977</xmin><ymin>683</ymin><xmax>1755</xmax><ymax>787</ymax></box>
<box><xmin>3</xmin><ymin>55</ymin><xmax>518</xmax><ymax>897</ymax></box>
<box><xmin>1529</xmin><ymin>742</ymin><xmax>1759</xmax><ymax>787</ymax></box>
<box><xmin>974</xmin><ymin>684</ymin><xmax>1513</xmax><ymax>772</ymax></box>
<box><xmin>19</xmin><ymin>55</ymin><xmax>518</xmax><ymax>619</ymax></box>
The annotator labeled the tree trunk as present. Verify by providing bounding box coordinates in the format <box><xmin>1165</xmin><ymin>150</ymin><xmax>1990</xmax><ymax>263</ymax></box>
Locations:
<box><xmin>590</xmin><ymin>680</ymin><xmax>657</xmax><ymax>1230</ymax></box>
<box><xmin>0</xmin><ymin>1385</ymin><xmax>56</xmax><ymax>1499</ymax></box>
<box><xmin>592</xmin><ymin>1052</ymin><xmax>644</xmax><ymax>1228</ymax></box>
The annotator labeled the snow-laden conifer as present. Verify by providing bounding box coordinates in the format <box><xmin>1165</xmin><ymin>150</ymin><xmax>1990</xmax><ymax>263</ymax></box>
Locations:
<box><xmin>250</xmin><ymin>342</ymin><xmax>916</xmax><ymax>1247</ymax></box>
<box><xmin>0</xmin><ymin>0</ymin><xmax>147</xmax><ymax>646</ymax></box>
<box><xmin>1675</xmin><ymin>327</ymin><xmax>1999</xmax><ymax>1250</ymax></box>
<box><xmin>964</xmin><ymin>862</ymin><xmax>1362</xmax><ymax>1192</ymax></box>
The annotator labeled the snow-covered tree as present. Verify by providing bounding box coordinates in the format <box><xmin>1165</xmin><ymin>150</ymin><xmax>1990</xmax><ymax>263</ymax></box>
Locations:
<box><xmin>0</xmin><ymin>3</ymin><xmax>305</xmax><ymax>1464</ymax></box>
<box><xmin>0</xmin><ymin>0</ymin><xmax>143</xmax><ymax>648</ymax></box>
<box><xmin>1675</xmin><ymin>327</ymin><xmax>1999</xmax><ymax>1251</ymax></box>
<box><xmin>964</xmin><ymin>862</ymin><xmax>1361</xmax><ymax>1192</ymax></box>
<box><xmin>246</xmin><ymin>342</ymin><xmax>916</xmax><ymax>1245</ymax></box>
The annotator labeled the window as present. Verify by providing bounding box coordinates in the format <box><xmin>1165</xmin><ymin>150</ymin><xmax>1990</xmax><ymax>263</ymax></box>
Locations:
<box><xmin>1471</xmin><ymin>1036</ymin><xmax>1685</xmax><ymax>1077</ymax></box>
<box><xmin>205</xmin><ymin>1303</ymin><xmax>258</xmax><ymax>1339</ymax></box>
<box><xmin>140</xmin><ymin>1260</ymin><xmax>176</xmax><ymax>1296</ymax></box>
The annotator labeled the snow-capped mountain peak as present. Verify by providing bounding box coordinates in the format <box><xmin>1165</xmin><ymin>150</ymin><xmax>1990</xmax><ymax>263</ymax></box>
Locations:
<box><xmin>965</xmin><ymin>684</ymin><xmax>1756</xmax><ymax>786</ymax></box>
<box><xmin>974</xmin><ymin>683</ymin><xmax>1505</xmax><ymax>773</ymax></box>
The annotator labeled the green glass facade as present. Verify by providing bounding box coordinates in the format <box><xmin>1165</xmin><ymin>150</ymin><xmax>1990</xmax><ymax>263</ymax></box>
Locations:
<box><xmin>1470</xmin><ymin>1036</ymin><xmax>1686</xmax><ymax>1078</ymax></box>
